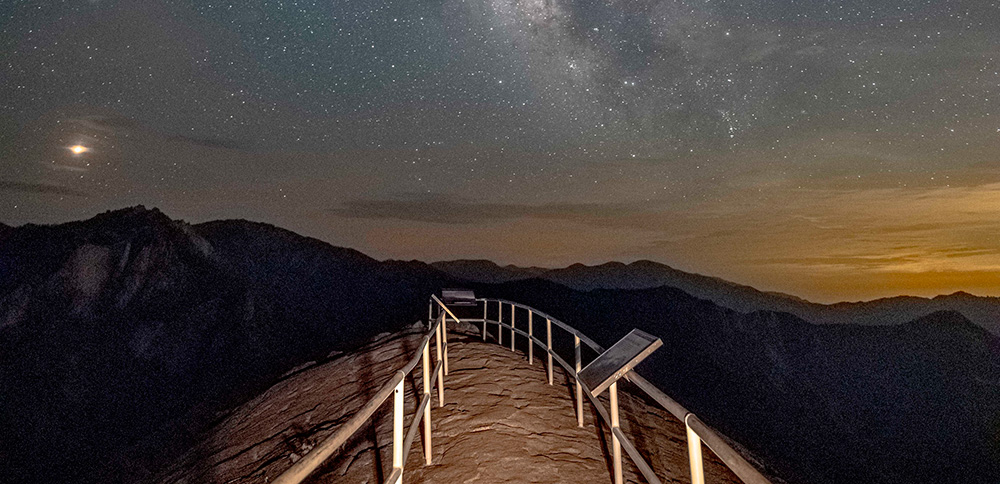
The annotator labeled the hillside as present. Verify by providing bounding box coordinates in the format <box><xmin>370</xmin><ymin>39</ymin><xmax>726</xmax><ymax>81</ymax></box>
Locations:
<box><xmin>194</xmin><ymin>219</ymin><xmax>451</xmax><ymax>349</ymax></box>
<box><xmin>0</xmin><ymin>208</ymin><xmax>456</xmax><ymax>484</ymax></box>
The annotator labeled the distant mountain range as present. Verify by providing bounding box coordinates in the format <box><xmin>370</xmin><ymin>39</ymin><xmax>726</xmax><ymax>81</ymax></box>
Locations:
<box><xmin>431</xmin><ymin>259</ymin><xmax>1000</xmax><ymax>334</ymax></box>
<box><xmin>2</xmin><ymin>207</ymin><xmax>997</xmax><ymax>484</ymax></box>
<box><xmin>469</xmin><ymin>279</ymin><xmax>1000</xmax><ymax>484</ymax></box>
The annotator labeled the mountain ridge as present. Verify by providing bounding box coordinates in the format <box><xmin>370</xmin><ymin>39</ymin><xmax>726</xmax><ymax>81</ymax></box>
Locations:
<box><xmin>429</xmin><ymin>259</ymin><xmax>548</xmax><ymax>283</ymax></box>
<box><xmin>431</xmin><ymin>259</ymin><xmax>1000</xmax><ymax>334</ymax></box>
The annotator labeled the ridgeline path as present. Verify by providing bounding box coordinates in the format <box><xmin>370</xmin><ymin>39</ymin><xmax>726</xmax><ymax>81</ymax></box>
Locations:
<box><xmin>154</xmin><ymin>323</ymin><xmax>741</xmax><ymax>484</ymax></box>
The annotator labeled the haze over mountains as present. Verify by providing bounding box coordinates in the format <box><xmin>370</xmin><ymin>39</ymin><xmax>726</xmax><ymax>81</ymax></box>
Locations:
<box><xmin>431</xmin><ymin>259</ymin><xmax>1000</xmax><ymax>334</ymax></box>
<box><xmin>1</xmin><ymin>207</ymin><xmax>997</xmax><ymax>484</ymax></box>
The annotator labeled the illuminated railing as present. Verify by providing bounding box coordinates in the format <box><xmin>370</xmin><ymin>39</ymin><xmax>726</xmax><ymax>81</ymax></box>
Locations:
<box><xmin>270</xmin><ymin>294</ymin><xmax>770</xmax><ymax>484</ymax></box>
<box><xmin>270</xmin><ymin>295</ymin><xmax>454</xmax><ymax>484</ymax></box>
<box><xmin>472</xmin><ymin>297</ymin><xmax>772</xmax><ymax>484</ymax></box>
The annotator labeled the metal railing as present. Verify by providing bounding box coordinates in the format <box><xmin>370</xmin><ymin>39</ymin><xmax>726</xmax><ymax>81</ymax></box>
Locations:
<box><xmin>473</xmin><ymin>297</ymin><xmax>772</xmax><ymax>484</ymax></box>
<box><xmin>270</xmin><ymin>295</ymin><xmax>455</xmax><ymax>484</ymax></box>
<box><xmin>270</xmin><ymin>294</ymin><xmax>770</xmax><ymax>484</ymax></box>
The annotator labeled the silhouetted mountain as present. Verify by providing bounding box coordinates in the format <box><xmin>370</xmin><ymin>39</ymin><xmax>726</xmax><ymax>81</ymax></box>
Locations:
<box><xmin>470</xmin><ymin>279</ymin><xmax>1000</xmax><ymax>484</ymax></box>
<box><xmin>435</xmin><ymin>259</ymin><xmax>1000</xmax><ymax>334</ymax></box>
<box><xmin>0</xmin><ymin>208</ymin><xmax>455</xmax><ymax>484</ymax></box>
<box><xmin>430</xmin><ymin>259</ymin><xmax>547</xmax><ymax>283</ymax></box>
<box><xmin>1</xmin><ymin>207</ymin><xmax>260</xmax><ymax>483</ymax></box>
<box><xmin>194</xmin><ymin>219</ymin><xmax>451</xmax><ymax>347</ymax></box>
<box><xmin>812</xmin><ymin>292</ymin><xmax>1000</xmax><ymax>333</ymax></box>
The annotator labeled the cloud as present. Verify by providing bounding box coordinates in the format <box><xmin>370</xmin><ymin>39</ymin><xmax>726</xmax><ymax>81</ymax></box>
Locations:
<box><xmin>46</xmin><ymin>164</ymin><xmax>90</xmax><ymax>173</ymax></box>
<box><xmin>746</xmin><ymin>243</ymin><xmax>1000</xmax><ymax>276</ymax></box>
<box><xmin>65</xmin><ymin>115</ymin><xmax>245</xmax><ymax>150</ymax></box>
<box><xmin>753</xmin><ymin>253</ymin><xmax>925</xmax><ymax>271</ymax></box>
<box><xmin>0</xmin><ymin>181</ymin><xmax>90</xmax><ymax>198</ymax></box>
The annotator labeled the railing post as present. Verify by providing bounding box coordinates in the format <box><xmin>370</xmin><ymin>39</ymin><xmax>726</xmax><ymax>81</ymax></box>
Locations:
<box><xmin>498</xmin><ymin>302</ymin><xmax>503</xmax><ymax>347</ymax></box>
<box><xmin>686</xmin><ymin>415</ymin><xmax>706</xmax><ymax>484</ymax></box>
<box><xmin>435</xmin><ymin>321</ymin><xmax>445</xmax><ymax>407</ymax></box>
<box><xmin>574</xmin><ymin>334</ymin><xmax>583</xmax><ymax>427</ymax></box>
<box><xmin>428</xmin><ymin>301</ymin><xmax>433</xmax><ymax>328</ymax></box>
<box><xmin>443</xmin><ymin>314</ymin><xmax>449</xmax><ymax>376</ymax></box>
<box><xmin>422</xmin><ymin>341</ymin><xmax>432</xmax><ymax>465</ymax></box>
<box><xmin>546</xmin><ymin>318</ymin><xmax>553</xmax><ymax>385</ymax></box>
<box><xmin>391</xmin><ymin>378</ymin><xmax>404</xmax><ymax>484</ymax></box>
<box><xmin>482</xmin><ymin>300</ymin><xmax>487</xmax><ymax>341</ymax></box>
<box><xmin>528</xmin><ymin>311</ymin><xmax>533</xmax><ymax>365</ymax></box>
<box><xmin>610</xmin><ymin>381</ymin><xmax>623</xmax><ymax>484</ymax></box>
<box><xmin>510</xmin><ymin>304</ymin><xmax>516</xmax><ymax>352</ymax></box>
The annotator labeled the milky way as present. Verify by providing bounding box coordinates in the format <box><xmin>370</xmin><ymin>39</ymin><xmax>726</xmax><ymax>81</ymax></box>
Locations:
<box><xmin>2</xmin><ymin>0</ymin><xmax>999</xmax><ymax>301</ymax></box>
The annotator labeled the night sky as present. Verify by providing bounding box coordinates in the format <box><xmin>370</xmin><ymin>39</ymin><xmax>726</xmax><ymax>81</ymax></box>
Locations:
<box><xmin>2</xmin><ymin>0</ymin><xmax>999</xmax><ymax>302</ymax></box>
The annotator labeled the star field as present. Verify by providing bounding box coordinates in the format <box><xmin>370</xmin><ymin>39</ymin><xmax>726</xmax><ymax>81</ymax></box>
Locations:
<box><xmin>1</xmin><ymin>0</ymin><xmax>999</xmax><ymax>301</ymax></box>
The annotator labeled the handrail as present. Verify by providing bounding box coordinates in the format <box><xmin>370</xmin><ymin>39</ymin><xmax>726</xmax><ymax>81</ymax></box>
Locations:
<box><xmin>431</xmin><ymin>295</ymin><xmax>456</xmax><ymax>376</ymax></box>
<box><xmin>484</xmin><ymin>298</ymin><xmax>606</xmax><ymax>353</ymax></box>
<box><xmin>271</xmin><ymin>313</ymin><xmax>448</xmax><ymax>484</ymax></box>
<box><xmin>269</xmin><ymin>294</ymin><xmax>769</xmax><ymax>484</ymax></box>
<box><xmin>475</xmin><ymin>297</ymin><xmax>771</xmax><ymax>484</ymax></box>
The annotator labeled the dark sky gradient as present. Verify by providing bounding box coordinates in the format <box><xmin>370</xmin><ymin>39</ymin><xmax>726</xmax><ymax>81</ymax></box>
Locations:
<box><xmin>2</xmin><ymin>0</ymin><xmax>999</xmax><ymax>302</ymax></box>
